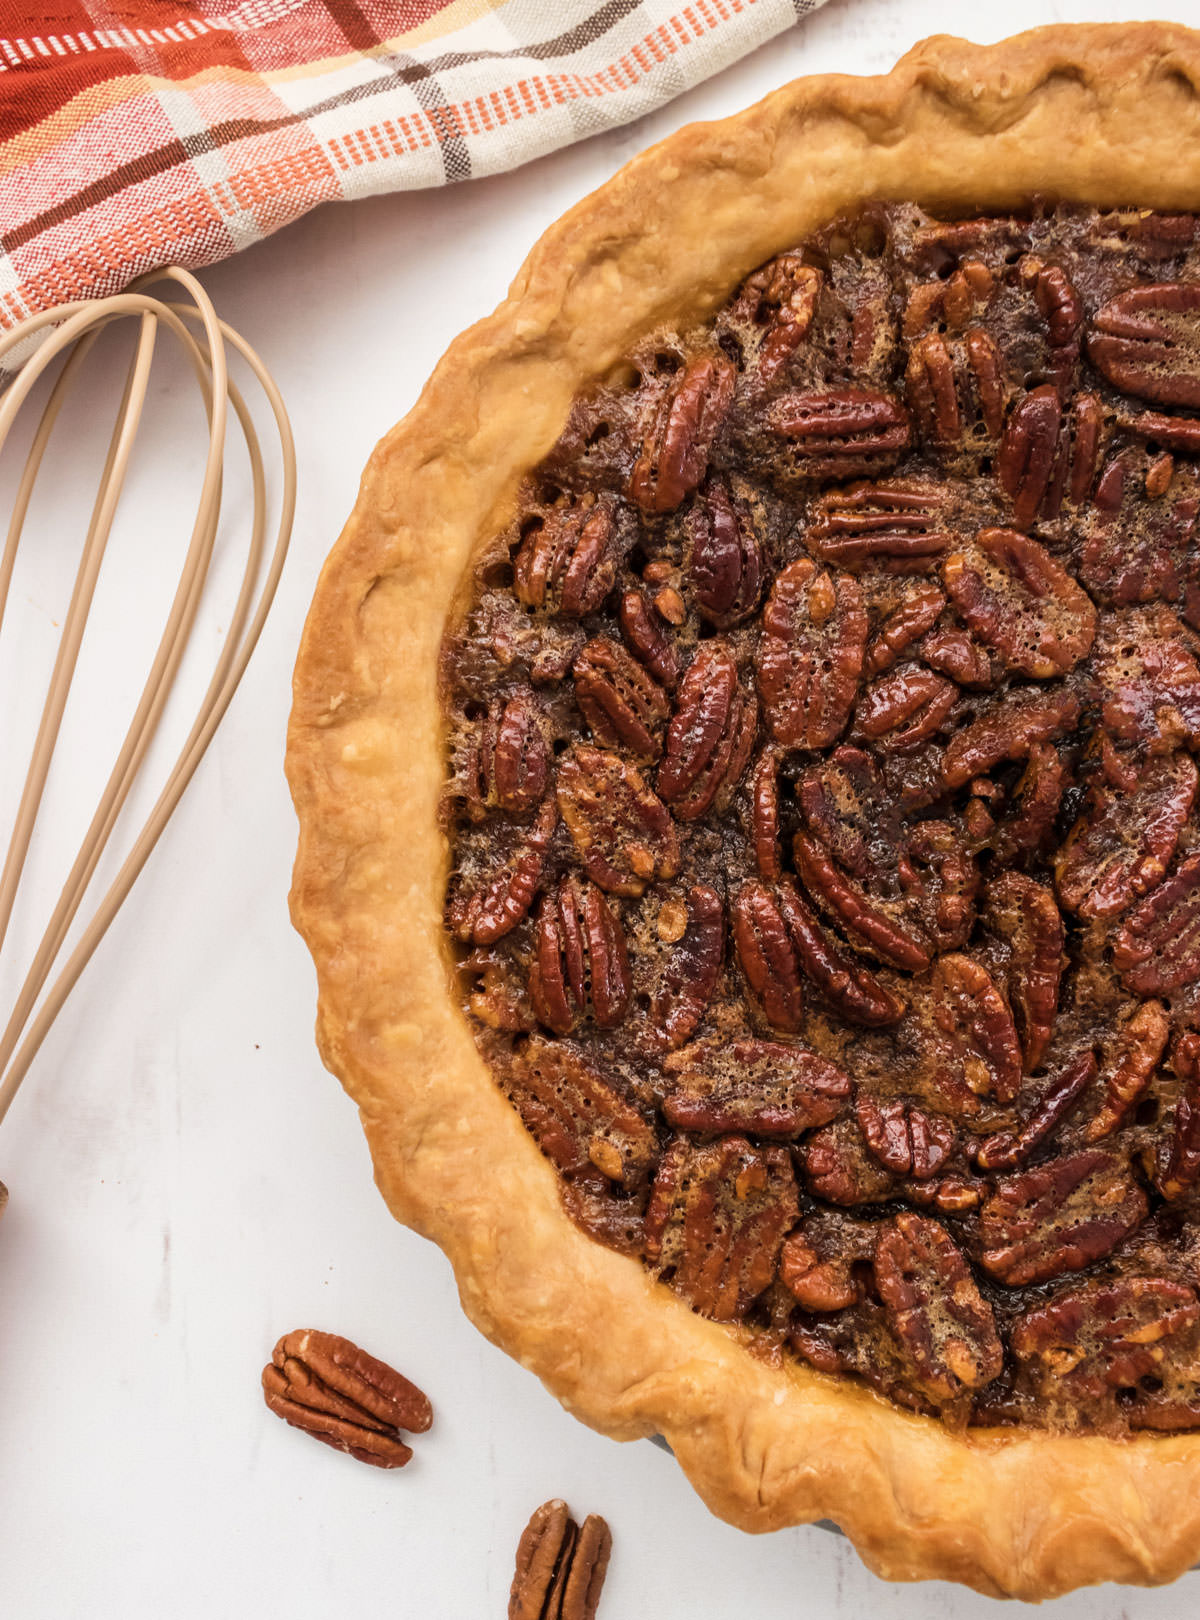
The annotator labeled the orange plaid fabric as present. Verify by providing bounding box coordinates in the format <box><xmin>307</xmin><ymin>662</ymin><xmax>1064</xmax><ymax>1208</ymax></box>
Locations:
<box><xmin>0</xmin><ymin>0</ymin><xmax>824</xmax><ymax>329</ymax></box>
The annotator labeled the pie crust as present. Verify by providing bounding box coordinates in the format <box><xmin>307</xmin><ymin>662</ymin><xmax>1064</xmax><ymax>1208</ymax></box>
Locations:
<box><xmin>286</xmin><ymin>23</ymin><xmax>1200</xmax><ymax>1597</ymax></box>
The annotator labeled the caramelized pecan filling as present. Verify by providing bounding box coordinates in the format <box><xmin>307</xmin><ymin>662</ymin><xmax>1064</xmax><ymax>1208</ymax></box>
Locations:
<box><xmin>441</xmin><ymin>204</ymin><xmax>1200</xmax><ymax>1434</ymax></box>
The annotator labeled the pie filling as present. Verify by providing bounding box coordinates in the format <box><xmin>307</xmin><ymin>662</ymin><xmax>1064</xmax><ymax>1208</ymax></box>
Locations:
<box><xmin>440</xmin><ymin>203</ymin><xmax>1200</xmax><ymax>1434</ymax></box>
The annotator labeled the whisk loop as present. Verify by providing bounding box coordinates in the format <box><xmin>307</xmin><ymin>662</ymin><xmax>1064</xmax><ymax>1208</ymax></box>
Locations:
<box><xmin>0</xmin><ymin>267</ymin><xmax>296</xmax><ymax>1135</ymax></box>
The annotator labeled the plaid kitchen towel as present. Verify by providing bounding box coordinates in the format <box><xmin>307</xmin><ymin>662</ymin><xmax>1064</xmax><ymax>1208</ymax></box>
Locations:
<box><xmin>0</xmin><ymin>0</ymin><xmax>826</xmax><ymax>331</ymax></box>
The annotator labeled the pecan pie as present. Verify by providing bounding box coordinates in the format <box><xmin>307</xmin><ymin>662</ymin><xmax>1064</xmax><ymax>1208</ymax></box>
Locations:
<box><xmin>287</xmin><ymin>24</ymin><xmax>1200</xmax><ymax>1598</ymax></box>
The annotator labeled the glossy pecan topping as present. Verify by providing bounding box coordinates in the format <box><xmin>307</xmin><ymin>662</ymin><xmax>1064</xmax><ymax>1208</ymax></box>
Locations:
<box><xmin>941</xmin><ymin>689</ymin><xmax>1080</xmax><ymax>787</ymax></box>
<box><xmin>507</xmin><ymin>1036</ymin><xmax>656</xmax><ymax>1192</ymax></box>
<box><xmin>933</xmin><ymin>953</ymin><xmax>1023</xmax><ymax>1104</ymax></box>
<box><xmin>618</xmin><ymin>587</ymin><xmax>680</xmax><ymax>689</ymax></box>
<box><xmin>649</xmin><ymin>885</ymin><xmax>725</xmax><ymax>1049</ymax></box>
<box><xmin>856</xmin><ymin>1096</ymin><xmax>955</xmax><ymax>1178</ymax></box>
<box><xmin>865</xmin><ymin>582</ymin><xmax>946</xmax><ymax>674</ymax></box>
<box><xmin>447</xmin><ymin>201</ymin><xmax>1200</xmax><ymax>1436</ymax></box>
<box><xmin>981</xmin><ymin>873</ymin><xmax>1064</xmax><ymax>1073</ymax></box>
<box><xmin>447</xmin><ymin>796</ymin><xmax>557</xmax><ymax>944</ymax></box>
<box><xmin>972</xmin><ymin>1051</ymin><xmax>1097</xmax><ymax>1172</ymax></box>
<box><xmin>1113</xmin><ymin>852</ymin><xmax>1200</xmax><ymax>993</ymax></box>
<box><xmin>1012</xmin><ymin>1276</ymin><xmax>1200</xmax><ymax>1417</ymax></box>
<box><xmin>767</xmin><ymin>388</ymin><xmax>911</xmax><ymax>480</ymax></box>
<box><xmin>645</xmin><ymin>1135</ymin><xmax>798</xmax><ymax>1320</ymax></box>
<box><xmin>1085</xmin><ymin>1000</ymin><xmax>1169</xmax><ymax>1142</ymax></box>
<box><xmin>465</xmin><ymin>688</ymin><xmax>550</xmax><ymax>820</ymax></box>
<box><xmin>1161</xmin><ymin>1032</ymin><xmax>1200</xmax><ymax>1200</ymax></box>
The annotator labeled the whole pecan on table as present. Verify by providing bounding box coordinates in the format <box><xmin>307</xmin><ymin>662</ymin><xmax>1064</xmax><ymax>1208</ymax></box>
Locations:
<box><xmin>510</xmin><ymin>1499</ymin><xmax>612</xmax><ymax>1620</ymax></box>
<box><xmin>261</xmin><ymin>1329</ymin><xmax>432</xmax><ymax>1468</ymax></box>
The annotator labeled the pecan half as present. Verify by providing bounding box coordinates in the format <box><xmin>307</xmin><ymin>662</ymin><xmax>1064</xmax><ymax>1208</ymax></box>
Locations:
<box><xmin>750</xmin><ymin>746</ymin><xmax>782</xmax><ymax>879</ymax></box>
<box><xmin>1055</xmin><ymin>752</ymin><xmax>1198</xmax><ymax>919</ymax></box>
<box><xmin>865</xmin><ymin>583</ymin><xmax>946</xmax><ymax>675</ymax></box>
<box><xmin>906</xmin><ymin>330</ymin><xmax>1005</xmax><ymax>448</ymax></box>
<box><xmin>1089</xmin><ymin>283</ymin><xmax>1200</xmax><ymax>407</ymax></box>
<box><xmin>941</xmin><ymin>689</ymin><xmax>1080</xmax><ymax>788</ymax></box>
<box><xmin>795</xmin><ymin>745</ymin><xmax>900</xmax><ymax>883</ymax></box>
<box><xmin>514</xmin><ymin>498</ymin><xmax>620</xmax><ymax>617</ymax></box>
<box><xmin>794</xmin><ymin>831</ymin><xmax>931</xmax><ymax>971</ymax></box>
<box><xmin>757</xmin><ymin>559</ymin><xmax>867</xmax><ymax>750</ymax></box>
<box><xmin>853</xmin><ymin>666</ymin><xmax>958</xmax><ymax>751</ymax></box>
<box><xmin>933</xmin><ymin>953</ymin><xmax>1023</xmax><ymax>1104</ymax></box>
<box><xmin>657</xmin><ymin>641</ymin><xmax>756</xmax><ymax>818</ymax></box>
<box><xmin>733</xmin><ymin>254</ymin><xmax>824</xmax><ymax>386</ymax></box>
<box><xmin>900</xmin><ymin>820</ymin><xmax>979</xmax><ymax>954</ymax></box>
<box><xmin>804</xmin><ymin>1117</ymin><xmax>900</xmax><ymax>1205</ymax></box>
<box><xmin>663</xmin><ymin>1036</ymin><xmax>850</xmax><ymax>1138</ymax></box>
<box><xmin>572</xmin><ymin>637</ymin><xmax>670</xmax><ymax>760</ymax></box>
<box><xmin>649</xmin><ymin>884</ymin><xmax>725</xmax><ymax>1049</ymax></box>
<box><xmin>1085</xmin><ymin>1000</ymin><xmax>1169</xmax><ymax>1142</ymax></box>
<box><xmin>990</xmin><ymin>742</ymin><xmax>1068</xmax><ymax>862</ymax></box>
<box><xmin>506</xmin><ymin>1036</ymin><xmax>657</xmax><ymax>1192</ymax></box>
<box><xmin>688</xmin><ymin>479</ymin><xmax>765</xmax><ymax>628</ymax></box>
<box><xmin>780</xmin><ymin>1213</ymin><xmax>875</xmax><ymax>1311</ymax></box>
<box><xmin>447</xmin><ymin>795</ymin><xmax>557</xmax><ymax>943</ymax></box>
<box><xmin>972</xmin><ymin>1051</ymin><xmax>1098</xmax><ymax>1171</ymax></box>
<box><xmin>1078</xmin><ymin>448</ymin><xmax>1200</xmax><ymax>607</ymax></box>
<box><xmin>1161</xmin><ymin>1031</ymin><xmax>1200</xmax><ymax>1200</ymax></box>
<box><xmin>981</xmin><ymin>873</ymin><xmax>1065</xmax><ymax>1073</ymax></box>
<box><xmin>629</xmin><ymin>351</ymin><xmax>736</xmax><ymax>512</ymax></box>
<box><xmin>1113</xmin><ymin>852</ymin><xmax>1200</xmax><ymax>994</ymax></box>
<box><xmin>997</xmin><ymin>385</ymin><xmax>1062</xmax><ymax>529</ymax></box>
<box><xmin>778</xmin><ymin>878</ymin><xmax>906</xmax><ymax>1025</ymax></box>
<box><xmin>807</xmin><ymin>479</ymin><xmax>952</xmax><ymax>572</ymax></box>
<box><xmin>731</xmin><ymin>880</ymin><xmax>805</xmax><ymax>1033</ymax></box>
<box><xmin>618</xmin><ymin>588</ymin><xmax>680</xmax><ymax>689</ymax></box>
<box><xmin>978</xmin><ymin>1150</ymin><xmax>1148</xmax><ymax>1286</ymax></box>
<box><xmin>875</xmin><ymin>1214</ymin><xmax>1003</xmax><ymax>1403</ymax></box>
<box><xmin>918</xmin><ymin>627</ymin><xmax>994</xmax><ymax>687</ymax></box>
<box><xmin>262</xmin><ymin>1330</ymin><xmax>432</xmax><ymax>1469</ymax></box>
<box><xmin>767</xmin><ymin>388</ymin><xmax>911</xmax><ymax>481</ymax></box>
<box><xmin>644</xmin><ymin>1134</ymin><xmax>798</xmax><ymax>1320</ymax></box>
<box><xmin>510</xmin><ymin>1499</ymin><xmax>612</xmax><ymax>1620</ymax></box>
<box><xmin>942</xmin><ymin>529</ymin><xmax>1096</xmax><ymax>679</ymax></box>
<box><xmin>530</xmin><ymin>877</ymin><xmax>633</xmax><ymax>1035</ymax></box>
<box><xmin>557</xmin><ymin>745</ymin><xmax>680</xmax><ymax>896</ymax></box>
<box><xmin>856</xmin><ymin>1096</ymin><xmax>955</xmax><ymax>1178</ymax></box>
<box><xmin>464</xmin><ymin>689</ymin><xmax>550</xmax><ymax>821</ymax></box>
<box><xmin>1012</xmin><ymin>1276</ymin><xmax>1200</xmax><ymax>1410</ymax></box>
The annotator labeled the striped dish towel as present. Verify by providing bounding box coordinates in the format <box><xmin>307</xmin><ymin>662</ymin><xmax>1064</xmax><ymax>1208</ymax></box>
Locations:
<box><xmin>0</xmin><ymin>0</ymin><xmax>825</xmax><ymax>332</ymax></box>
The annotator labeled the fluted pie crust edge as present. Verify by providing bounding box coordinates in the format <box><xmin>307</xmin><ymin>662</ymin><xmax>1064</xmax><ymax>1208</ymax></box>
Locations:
<box><xmin>286</xmin><ymin>23</ymin><xmax>1200</xmax><ymax>1598</ymax></box>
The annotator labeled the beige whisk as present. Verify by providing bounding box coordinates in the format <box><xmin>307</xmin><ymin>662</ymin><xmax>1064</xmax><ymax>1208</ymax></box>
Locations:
<box><xmin>0</xmin><ymin>266</ymin><xmax>296</xmax><ymax>1144</ymax></box>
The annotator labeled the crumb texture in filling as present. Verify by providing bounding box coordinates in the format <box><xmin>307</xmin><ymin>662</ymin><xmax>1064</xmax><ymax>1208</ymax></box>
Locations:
<box><xmin>440</xmin><ymin>202</ymin><xmax>1200</xmax><ymax>1436</ymax></box>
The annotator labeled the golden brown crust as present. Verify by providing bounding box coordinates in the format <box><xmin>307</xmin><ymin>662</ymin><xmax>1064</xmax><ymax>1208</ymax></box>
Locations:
<box><xmin>287</xmin><ymin>24</ymin><xmax>1200</xmax><ymax>1598</ymax></box>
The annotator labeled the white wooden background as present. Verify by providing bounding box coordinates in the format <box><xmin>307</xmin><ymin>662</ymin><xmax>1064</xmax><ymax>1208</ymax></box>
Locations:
<box><xmin>4</xmin><ymin>2</ymin><xmax>1200</xmax><ymax>1614</ymax></box>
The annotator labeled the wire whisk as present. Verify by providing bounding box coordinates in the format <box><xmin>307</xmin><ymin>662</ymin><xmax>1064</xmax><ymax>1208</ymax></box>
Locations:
<box><xmin>0</xmin><ymin>267</ymin><xmax>296</xmax><ymax>1141</ymax></box>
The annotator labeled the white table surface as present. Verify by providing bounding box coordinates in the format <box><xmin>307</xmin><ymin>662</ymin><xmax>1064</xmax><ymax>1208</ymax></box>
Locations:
<box><xmin>6</xmin><ymin>2</ymin><xmax>1200</xmax><ymax>1613</ymax></box>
